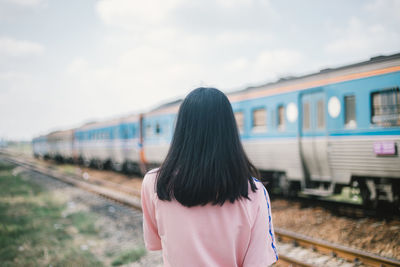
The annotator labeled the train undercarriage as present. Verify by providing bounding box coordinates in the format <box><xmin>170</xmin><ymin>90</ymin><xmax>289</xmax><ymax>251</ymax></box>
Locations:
<box><xmin>261</xmin><ymin>170</ymin><xmax>400</xmax><ymax>213</ymax></box>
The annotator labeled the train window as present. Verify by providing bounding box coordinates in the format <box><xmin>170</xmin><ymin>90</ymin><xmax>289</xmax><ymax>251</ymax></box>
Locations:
<box><xmin>155</xmin><ymin>123</ymin><xmax>161</xmax><ymax>135</ymax></box>
<box><xmin>252</xmin><ymin>108</ymin><xmax>267</xmax><ymax>133</ymax></box>
<box><xmin>113</xmin><ymin>127</ymin><xmax>119</xmax><ymax>139</ymax></box>
<box><xmin>371</xmin><ymin>88</ymin><xmax>400</xmax><ymax>127</ymax></box>
<box><xmin>317</xmin><ymin>100</ymin><xmax>325</xmax><ymax>129</ymax></box>
<box><xmin>234</xmin><ymin>111</ymin><xmax>244</xmax><ymax>133</ymax></box>
<box><xmin>122</xmin><ymin>127</ymin><xmax>129</xmax><ymax>139</ymax></box>
<box><xmin>278</xmin><ymin>105</ymin><xmax>285</xmax><ymax>131</ymax></box>
<box><xmin>345</xmin><ymin>95</ymin><xmax>357</xmax><ymax>128</ymax></box>
<box><xmin>303</xmin><ymin>102</ymin><xmax>310</xmax><ymax>130</ymax></box>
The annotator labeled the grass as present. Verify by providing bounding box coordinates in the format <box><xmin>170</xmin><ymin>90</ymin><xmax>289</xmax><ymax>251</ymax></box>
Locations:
<box><xmin>58</xmin><ymin>164</ymin><xmax>78</xmax><ymax>176</ymax></box>
<box><xmin>0</xmin><ymin>161</ymin><xmax>103</xmax><ymax>267</ymax></box>
<box><xmin>2</xmin><ymin>142</ymin><xmax>33</xmax><ymax>156</ymax></box>
<box><xmin>66</xmin><ymin>212</ymin><xmax>98</xmax><ymax>234</ymax></box>
<box><xmin>111</xmin><ymin>247</ymin><xmax>146</xmax><ymax>266</ymax></box>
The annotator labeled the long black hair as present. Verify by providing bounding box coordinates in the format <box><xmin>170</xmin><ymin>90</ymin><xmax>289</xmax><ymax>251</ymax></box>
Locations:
<box><xmin>156</xmin><ymin>87</ymin><xmax>259</xmax><ymax>207</ymax></box>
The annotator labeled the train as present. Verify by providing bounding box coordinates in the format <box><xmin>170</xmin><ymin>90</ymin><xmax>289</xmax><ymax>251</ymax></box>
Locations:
<box><xmin>32</xmin><ymin>53</ymin><xmax>400</xmax><ymax>210</ymax></box>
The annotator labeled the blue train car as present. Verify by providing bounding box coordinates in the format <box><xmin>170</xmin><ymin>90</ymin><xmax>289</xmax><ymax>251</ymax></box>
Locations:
<box><xmin>73</xmin><ymin>115</ymin><xmax>142</xmax><ymax>172</ymax></box>
<box><xmin>228</xmin><ymin>53</ymin><xmax>400</xmax><ymax>208</ymax></box>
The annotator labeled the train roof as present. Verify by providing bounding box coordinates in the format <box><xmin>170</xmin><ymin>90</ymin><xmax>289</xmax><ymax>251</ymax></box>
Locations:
<box><xmin>228</xmin><ymin>52</ymin><xmax>400</xmax><ymax>102</ymax></box>
<box><xmin>77</xmin><ymin>117</ymin><xmax>122</xmax><ymax>131</ymax></box>
<box><xmin>237</xmin><ymin>53</ymin><xmax>399</xmax><ymax>94</ymax></box>
<box><xmin>46</xmin><ymin>129</ymin><xmax>74</xmax><ymax>139</ymax></box>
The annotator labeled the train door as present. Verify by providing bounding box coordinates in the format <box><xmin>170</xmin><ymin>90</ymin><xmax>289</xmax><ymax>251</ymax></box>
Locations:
<box><xmin>300</xmin><ymin>91</ymin><xmax>331</xmax><ymax>184</ymax></box>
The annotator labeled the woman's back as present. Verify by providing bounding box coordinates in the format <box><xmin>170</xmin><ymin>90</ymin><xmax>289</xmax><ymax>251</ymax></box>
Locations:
<box><xmin>141</xmin><ymin>88</ymin><xmax>278</xmax><ymax>266</ymax></box>
<box><xmin>142</xmin><ymin>169</ymin><xmax>278</xmax><ymax>267</ymax></box>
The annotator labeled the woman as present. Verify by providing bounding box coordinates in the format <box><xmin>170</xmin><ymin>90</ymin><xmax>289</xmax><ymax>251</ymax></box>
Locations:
<box><xmin>141</xmin><ymin>88</ymin><xmax>278</xmax><ymax>267</ymax></box>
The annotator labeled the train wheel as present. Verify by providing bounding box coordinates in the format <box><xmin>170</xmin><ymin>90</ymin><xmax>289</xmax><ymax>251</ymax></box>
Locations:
<box><xmin>97</xmin><ymin>160</ymin><xmax>104</xmax><ymax>170</ymax></box>
<box><xmin>357</xmin><ymin>179</ymin><xmax>379</xmax><ymax>210</ymax></box>
<box><xmin>112</xmin><ymin>161</ymin><xmax>123</xmax><ymax>172</ymax></box>
<box><xmin>123</xmin><ymin>161</ymin><xmax>133</xmax><ymax>174</ymax></box>
<box><xmin>392</xmin><ymin>181</ymin><xmax>400</xmax><ymax>215</ymax></box>
<box><xmin>84</xmin><ymin>159</ymin><xmax>91</xmax><ymax>168</ymax></box>
<box><xmin>279</xmin><ymin>173</ymin><xmax>290</xmax><ymax>197</ymax></box>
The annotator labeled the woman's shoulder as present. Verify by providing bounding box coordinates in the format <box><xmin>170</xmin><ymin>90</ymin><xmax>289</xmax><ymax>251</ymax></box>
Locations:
<box><xmin>246</xmin><ymin>177</ymin><xmax>271</xmax><ymax>205</ymax></box>
<box><xmin>249</xmin><ymin>177</ymin><xmax>265</xmax><ymax>193</ymax></box>
<box><xmin>142</xmin><ymin>168</ymin><xmax>159</xmax><ymax>192</ymax></box>
<box><xmin>144</xmin><ymin>168</ymin><xmax>159</xmax><ymax>179</ymax></box>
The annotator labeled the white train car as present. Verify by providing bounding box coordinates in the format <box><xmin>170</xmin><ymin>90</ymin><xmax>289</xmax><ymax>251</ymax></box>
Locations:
<box><xmin>142</xmin><ymin>100</ymin><xmax>180</xmax><ymax>168</ymax></box>
<box><xmin>46</xmin><ymin>130</ymin><xmax>74</xmax><ymax>162</ymax></box>
<box><xmin>74</xmin><ymin>118</ymin><xmax>124</xmax><ymax>169</ymax></box>
<box><xmin>32</xmin><ymin>135</ymin><xmax>49</xmax><ymax>158</ymax></box>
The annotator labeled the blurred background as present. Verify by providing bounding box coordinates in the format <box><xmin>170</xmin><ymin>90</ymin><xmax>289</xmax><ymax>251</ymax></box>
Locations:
<box><xmin>1</xmin><ymin>0</ymin><xmax>399</xmax><ymax>142</ymax></box>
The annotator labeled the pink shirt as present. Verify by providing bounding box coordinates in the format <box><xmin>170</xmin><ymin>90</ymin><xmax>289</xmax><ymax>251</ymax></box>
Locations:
<box><xmin>141</xmin><ymin>169</ymin><xmax>278</xmax><ymax>267</ymax></box>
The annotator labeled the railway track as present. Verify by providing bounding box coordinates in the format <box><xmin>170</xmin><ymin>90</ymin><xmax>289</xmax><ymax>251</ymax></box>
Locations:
<box><xmin>2</xmin><ymin>152</ymin><xmax>400</xmax><ymax>267</ymax></box>
<box><xmin>275</xmin><ymin>228</ymin><xmax>400</xmax><ymax>267</ymax></box>
<box><xmin>0</xmin><ymin>153</ymin><xmax>142</xmax><ymax>209</ymax></box>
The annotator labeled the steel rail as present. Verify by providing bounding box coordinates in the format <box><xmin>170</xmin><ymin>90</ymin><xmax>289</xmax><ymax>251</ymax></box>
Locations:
<box><xmin>0</xmin><ymin>154</ymin><xmax>142</xmax><ymax>209</ymax></box>
<box><xmin>275</xmin><ymin>228</ymin><xmax>400</xmax><ymax>267</ymax></box>
<box><xmin>276</xmin><ymin>255</ymin><xmax>316</xmax><ymax>267</ymax></box>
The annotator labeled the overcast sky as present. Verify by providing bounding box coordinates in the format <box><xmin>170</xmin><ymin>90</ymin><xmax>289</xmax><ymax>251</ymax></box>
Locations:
<box><xmin>0</xmin><ymin>0</ymin><xmax>399</xmax><ymax>140</ymax></box>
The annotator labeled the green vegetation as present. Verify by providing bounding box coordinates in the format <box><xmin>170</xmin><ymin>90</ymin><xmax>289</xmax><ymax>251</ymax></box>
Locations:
<box><xmin>66</xmin><ymin>212</ymin><xmax>98</xmax><ymax>235</ymax></box>
<box><xmin>111</xmin><ymin>247</ymin><xmax>146</xmax><ymax>266</ymax></box>
<box><xmin>58</xmin><ymin>164</ymin><xmax>77</xmax><ymax>176</ymax></box>
<box><xmin>325</xmin><ymin>187</ymin><xmax>363</xmax><ymax>204</ymax></box>
<box><xmin>2</xmin><ymin>141</ymin><xmax>32</xmax><ymax>156</ymax></box>
<box><xmin>0</xmin><ymin>161</ymin><xmax>102</xmax><ymax>267</ymax></box>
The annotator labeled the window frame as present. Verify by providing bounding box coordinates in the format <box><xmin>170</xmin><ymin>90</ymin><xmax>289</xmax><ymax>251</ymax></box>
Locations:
<box><xmin>316</xmin><ymin>99</ymin><xmax>325</xmax><ymax>130</ymax></box>
<box><xmin>250</xmin><ymin>107</ymin><xmax>267</xmax><ymax>133</ymax></box>
<box><xmin>302</xmin><ymin>101</ymin><xmax>311</xmax><ymax>131</ymax></box>
<box><xmin>155</xmin><ymin>122</ymin><xmax>162</xmax><ymax>135</ymax></box>
<box><xmin>370</xmin><ymin>87</ymin><xmax>400</xmax><ymax>127</ymax></box>
<box><xmin>344</xmin><ymin>94</ymin><xmax>357</xmax><ymax>129</ymax></box>
<box><xmin>277</xmin><ymin>104</ymin><xmax>285</xmax><ymax>131</ymax></box>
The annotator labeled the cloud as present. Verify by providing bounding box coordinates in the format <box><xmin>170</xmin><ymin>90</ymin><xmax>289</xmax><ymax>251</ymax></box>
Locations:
<box><xmin>223</xmin><ymin>49</ymin><xmax>304</xmax><ymax>86</ymax></box>
<box><xmin>0</xmin><ymin>37</ymin><xmax>44</xmax><ymax>57</ymax></box>
<box><xmin>63</xmin><ymin>46</ymin><xmax>304</xmax><ymax>117</ymax></box>
<box><xmin>254</xmin><ymin>50</ymin><xmax>304</xmax><ymax>74</ymax></box>
<box><xmin>172</xmin><ymin>0</ymin><xmax>275</xmax><ymax>35</ymax></box>
<box><xmin>1</xmin><ymin>0</ymin><xmax>44</xmax><ymax>7</ymax></box>
<box><xmin>0</xmin><ymin>71</ymin><xmax>21</xmax><ymax>81</ymax></box>
<box><xmin>325</xmin><ymin>0</ymin><xmax>400</xmax><ymax>58</ymax></box>
<box><xmin>66</xmin><ymin>58</ymin><xmax>89</xmax><ymax>75</ymax></box>
<box><xmin>96</xmin><ymin>0</ymin><xmax>275</xmax><ymax>35</ymax></box>
<box><xmin>365</xmin><ymin>0</ymin><xmax>400</xmax><ymax>26</ymax></box>
<box><xmin>96</xmin><ymin>0</ymin><xmax>182</xmax><ymax>31</ymax></box>
<box><xmin>325</xmin><ymin>17</ymin><xmax>400</xmax><ymax>57</ymax></box>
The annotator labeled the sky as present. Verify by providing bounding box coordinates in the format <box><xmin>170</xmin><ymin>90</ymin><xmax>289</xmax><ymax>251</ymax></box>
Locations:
<box><xmin>0</xmin><ymin>0</ymin><xmax>399</xmax><ymax>140</ymax></box>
